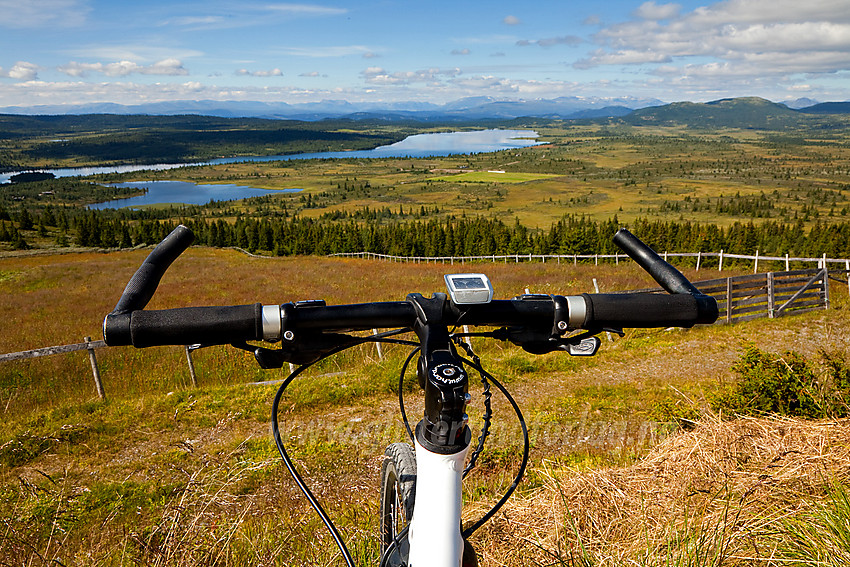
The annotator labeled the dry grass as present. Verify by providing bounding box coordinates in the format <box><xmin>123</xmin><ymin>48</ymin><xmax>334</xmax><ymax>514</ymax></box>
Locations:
<box><xmin>0</xmin><ymin>247</ymin><xmax>740</xmax><ymax>415</ymax></box>
<box><xmin>3</xmin><ymin>248</ymin><xmax>850</xmax><ymax>565</ymax></box>
<box><xmin>474</xmin><ymin>415</ymin><xmax>850</xmax><ymax>566</ymax></box>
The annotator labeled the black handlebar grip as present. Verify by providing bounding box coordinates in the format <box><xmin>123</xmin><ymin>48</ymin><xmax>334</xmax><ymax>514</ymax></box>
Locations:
<box><xmin>613</xmin><ymin>229</ymin><xmax>700</xmax><ymax>296</ymax></box>
<box><xmin>582</xmin><ymin>292</ymin><xmax>717</xmax><ymax>329</ymax></box>
<box><xmin>111</xmin><ymin>304</ymin><xmax>264</xmax><ymax>347</ymax></box>
<box><xmin>111</xmin><ymin>225</ymin><xmax>195</xmax><ymax>315</ymax></box>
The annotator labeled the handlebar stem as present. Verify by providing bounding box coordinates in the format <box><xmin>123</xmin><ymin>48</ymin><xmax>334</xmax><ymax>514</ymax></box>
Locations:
<box><xmin>407</xmin><ymin>293</ymin><xmax>471</xmax><ymax>455</ymax></box>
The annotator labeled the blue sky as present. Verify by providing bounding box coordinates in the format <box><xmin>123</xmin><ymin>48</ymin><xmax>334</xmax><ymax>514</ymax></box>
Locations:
<box><xmin>2</xmin><ymin>0</ymin><xmax>850</xmax><ymax>108</ymax></box>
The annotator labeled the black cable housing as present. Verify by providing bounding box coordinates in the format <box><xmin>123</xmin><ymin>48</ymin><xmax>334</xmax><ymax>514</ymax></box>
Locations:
<box><xmin>270</xmin><ymin>330</ymin><xmax>416</xmax><ymax>567</ymax></box>
<box><xmin>458</xmin><ymin>354</ymin><xmax>530</xmax><ymax>539</ymax></box>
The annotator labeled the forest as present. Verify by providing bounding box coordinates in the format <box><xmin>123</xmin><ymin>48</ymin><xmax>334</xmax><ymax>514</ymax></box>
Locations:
<box><xmin>0</xmin><ymin>114</ymin><xmax>418</xmax><ymax>170</ymax></box>
<box><xmin>2</xmin><ymin>207</ymin><xmax>847</xmax><ymax>264</ymax></box>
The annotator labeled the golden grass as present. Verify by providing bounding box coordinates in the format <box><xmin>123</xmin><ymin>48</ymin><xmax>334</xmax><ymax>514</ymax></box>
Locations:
<box><xmin>90</xmin><ymin>122</ymin><xmax>850</xmax><ymax>229</ymax></box>
<box><xmin>2</xmin><ymin>247</ymin><xmax>849</xmax><ymax>566</ymax></box>
<box><xmin>474</xmin><ymin>415</ymin><xmax>850</xmax><ymax>565</ymax></box>
<box><xmin>431</xmin><ymin>172</ymin><xmax>562</xmax><ymax>183</ymax></box>
<box><xmin>2</xmin><ymin>247</ymin><xmax>726</xmax><ymax>416</ymax></box>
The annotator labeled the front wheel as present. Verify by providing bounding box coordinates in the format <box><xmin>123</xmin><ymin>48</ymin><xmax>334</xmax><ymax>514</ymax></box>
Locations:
<box><xmin>379</xmin><ymin>443</ymin><xmax>416</xmax><ymax>564</ymax></box>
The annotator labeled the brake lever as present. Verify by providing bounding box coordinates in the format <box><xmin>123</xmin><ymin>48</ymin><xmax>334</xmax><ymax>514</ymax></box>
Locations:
<box><xmin>560</xmin><ymin>336</ymin><xmax>601</xmax><ymax>356</ymax></box>
<box><xmin>243</xmin><ymin>333</ymin><xmax>363</xmax><ymax>369</ymax></box>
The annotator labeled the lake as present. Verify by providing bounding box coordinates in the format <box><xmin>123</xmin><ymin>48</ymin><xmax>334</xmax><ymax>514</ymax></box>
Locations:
<box><xmin>2</xmin><ymin>128</ymin><xmax>540</xmax><ymax>208</ymax></box>
<box><xmin>87</xmin><ymin>181</ymin><xmax>302</xmax><ymax>210</ymax></box>
<box><xmin>0</xmin><ymin>129</ymin><xmax>539</xmax><ymax>184</ymax></box>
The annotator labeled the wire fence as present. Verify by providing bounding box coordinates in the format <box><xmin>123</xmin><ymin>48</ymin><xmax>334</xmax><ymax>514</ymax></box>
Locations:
<box><xmin>4</xmin><ymin>245</ymin><xmax>850</xmax><ymax>400</ymax></box>
<box><xmin>330</xmin><ymin>250</ymin><xmax>850</xmax><ymax>273</ymax></box>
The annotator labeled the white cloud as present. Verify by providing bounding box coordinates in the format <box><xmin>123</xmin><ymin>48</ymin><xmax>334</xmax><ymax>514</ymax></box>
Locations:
<box><xmin>165</xmin><ymin>15</ymin><xmax>227</xmax><ymax>27</ymax></box>
<box><xmin>451</xmin><ymin>48</ymin><xmax>471</xmax><ymax>56</ymax></box>
<box><xmin>361</xmin><ymin>67</ymin><xmax>462</xmax><ymax>85</ymax></box>
<box><xmin>633</xmin><ymin>2</ymin><xmax>681</xmax><ymax>20</ymax></box>
<box><xmin>503</xmin><ymin>15</ymin><xmax>521</xmax><ymax>25</ymax></box>
<box><xmin>575</xmin><ymin>49</ymin><xmax>672</xmax><ymax>69</ymax></box>
<box><xmin>299</xmin><ymin>71</ymin><xmax>327</xmax><ymax>77</ymax></box>
<box><xmin>67</xmin><ymin>45</ymin><xmax>205</xmax><ymax>62</ymax></box>
<box><xmin>450</xmin><ymin>75</ymin><xmax>517</xmax><ymax>92</ymax></box>
<box><xmin>236</xmin><ymin>68</ymin><xmax>283</xmax><ymax>77</ymax></box>
<box><xmin>0</xmin><ymin>0</ymin><xmax>89</xmax><ymax>28</ymax></box>
<box><xmin>262</xmin><ymin>3</ymin><xmax>348</xmax><ymax>16</ymax></box>
<box><xmin>0</xmin><ymin>62</ymin><xmax>40</xmax><ymax>81</ymax></box>
<box><xmin>576</xmin><ymin>0</ymin><xmax>850</xmax><ymax>83</ymax></box>
<box><xmin>517</xmin><ymin>36</ymin><xmax>583</xmax><ymax>48</ymax></box>
<box><xmin>156</xmin><ymin>3</ymin><xmax>347</xmax><ymax>31</ymax></box>
<box><xmin>57</xmin><ymin>58</ymin><xmax>188</xmax><ymax>77</ymax></box>
<box><xmin>281</xmin><ymin>45</ymin><xmax>374</xmax><ymax>58</ymax></box>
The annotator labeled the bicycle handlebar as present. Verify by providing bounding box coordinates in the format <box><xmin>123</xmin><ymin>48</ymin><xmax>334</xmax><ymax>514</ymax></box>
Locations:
<box><xmin>612</xmin><ymin>229</ymin><xmax>701</xmax><ymax>295</ymax></box>
<box><xmin>103</xmin><ymin>226</ymin><xmax>718</xmax><ymax>350</ymax></box>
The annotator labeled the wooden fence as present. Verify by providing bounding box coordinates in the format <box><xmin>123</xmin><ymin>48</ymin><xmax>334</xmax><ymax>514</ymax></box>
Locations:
<box><xmin>0</xmin><ymin>339</ymin><xmax>198</xmax><ymax>401</ymax></box>
<box><xmin>691</xmin><ymin>268</ymin><xmax>830</xmax><ymax>324</ymax></box>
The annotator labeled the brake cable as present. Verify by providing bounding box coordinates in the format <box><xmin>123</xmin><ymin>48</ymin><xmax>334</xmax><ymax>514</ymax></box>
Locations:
<box><xmin>272</xmin><ymin>327</ymin><xmax>528</xmax><ymax>560</ymax></box>
<box><xmin>271</xmin><ymin>329</ymin><xmax>416</xmax><ymax>567</ymax></box>
<box><xmin>455</xmin><ymin>352</ymin><xmax>530</xmax><ymax>539</ymax></box>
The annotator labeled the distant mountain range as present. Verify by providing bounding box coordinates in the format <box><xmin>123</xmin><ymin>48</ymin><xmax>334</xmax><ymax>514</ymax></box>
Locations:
<box><xmin>0</xmin><ymin>96</ymin><xmax>665</xmax><ymax>121</ymax></box>
<box><xmin>3</xmin><ymin>96</ymin><xmax>850</xmax><ymax>129</ymax></box>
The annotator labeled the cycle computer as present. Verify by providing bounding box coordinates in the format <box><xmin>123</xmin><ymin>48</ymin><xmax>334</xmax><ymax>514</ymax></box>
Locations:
<box><xmin>444</xmin><ymin>273</ymin><xmax>493</xmax><ymax>305</ymax></box>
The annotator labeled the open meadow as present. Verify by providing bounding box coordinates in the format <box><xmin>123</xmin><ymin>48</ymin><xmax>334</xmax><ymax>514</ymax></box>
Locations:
<box><xmin>2</xmin><ymin>247</ymin><xmax>850</xmax><ymax>565</ymax></box>
<box><xmin>88</xmin><ymin>121</ymin><xmax>850</xmax><ymax>231</ymax></box>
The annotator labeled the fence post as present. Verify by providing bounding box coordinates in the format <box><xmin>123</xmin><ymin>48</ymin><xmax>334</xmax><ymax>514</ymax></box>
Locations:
<box><xmin>786</xmin><ymin>253</ymin><xmax>790</xmax><ymax>271</ymax></box>
<box><xmin>754</xmin><ymin>250</ymin><xmax>759</xmax><ymax>274</ymax></box>
<box><xmin>726</xmin><ymin>278</ymin><xmax>733</xmax><ymax>324</ymax></box>
<box><xmin>824</xmin><ymin>264</ymin><xmax>831</xmax><ymax>310</ymax></box>
<box><xmin>846</xmin><ymin>260</ymin><xmax>850</xmax><ymax>296</ymax></box>
<box><xmin>85</xmin><ymin>336</ymin><xmax>106</xmax><ymax>400</ymax></box>
<box><xmin>767</xmin><ymin>272</ymin><xmax>775</xmax><ymax>318</ymax></box>
<box><xmin>184</xmin><ymin>346</ymin><xmax>198</xmax><ymax>388</ymax></box>
<box><xmin>696</xmin><ymin>251</ymin><xmax>702</xmax><ymax>271</ymax></box>
<box><xmin>719</xmin><ymin>249</ymin><xmax>724</xmax><ymax>272</ymax></box>
<box><xmin>373</xmin><ymin>329</ymin><xmax>383</xmax><ymax>360</ymax></box>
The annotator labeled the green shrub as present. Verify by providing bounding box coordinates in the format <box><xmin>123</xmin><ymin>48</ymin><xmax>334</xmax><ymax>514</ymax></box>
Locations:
<box><xmin>710</xmin><ymin>346</ymin><xmax>850</xmax><ymax>419</ymax></box>
<box><xmin>650</xmin><ymin>396</ymin><xmax>702</xmax><ymax>427</ymax></box>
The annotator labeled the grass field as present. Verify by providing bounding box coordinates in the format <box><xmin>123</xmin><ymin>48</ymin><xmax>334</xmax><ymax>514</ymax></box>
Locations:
<box><xmin>430</xmin><ymin>171</ymin><xmax>562</xmax><ymax>183</ymax></box>
<box><xmin>71</xmin><ymin>122</ymin><xmax>850</xmax><ymax>231</ymax></box>
<box><xmin>1</xmin><ymin>247</ymin><xmax>849</xmax><ymax>565</ymax></box>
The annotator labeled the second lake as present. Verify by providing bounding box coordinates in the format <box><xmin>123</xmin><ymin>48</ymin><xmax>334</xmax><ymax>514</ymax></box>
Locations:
<box><xmin>88</xmin><ymin>181</ymin><xmax>301</xmax><ymax>210</ymax></box>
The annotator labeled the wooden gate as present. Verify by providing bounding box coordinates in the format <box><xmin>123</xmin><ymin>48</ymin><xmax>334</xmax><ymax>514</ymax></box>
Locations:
<box><xmin>693</xmin><ymin>268</ymin><xmax>830</xmax><ymax>324</ymax></box>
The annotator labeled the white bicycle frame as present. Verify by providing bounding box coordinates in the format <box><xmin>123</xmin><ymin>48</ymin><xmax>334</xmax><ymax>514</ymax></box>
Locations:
<box><xmin>407</xmin><ymin>439</ymin><xmax>471</xmax><ymax>567</ymax></box>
